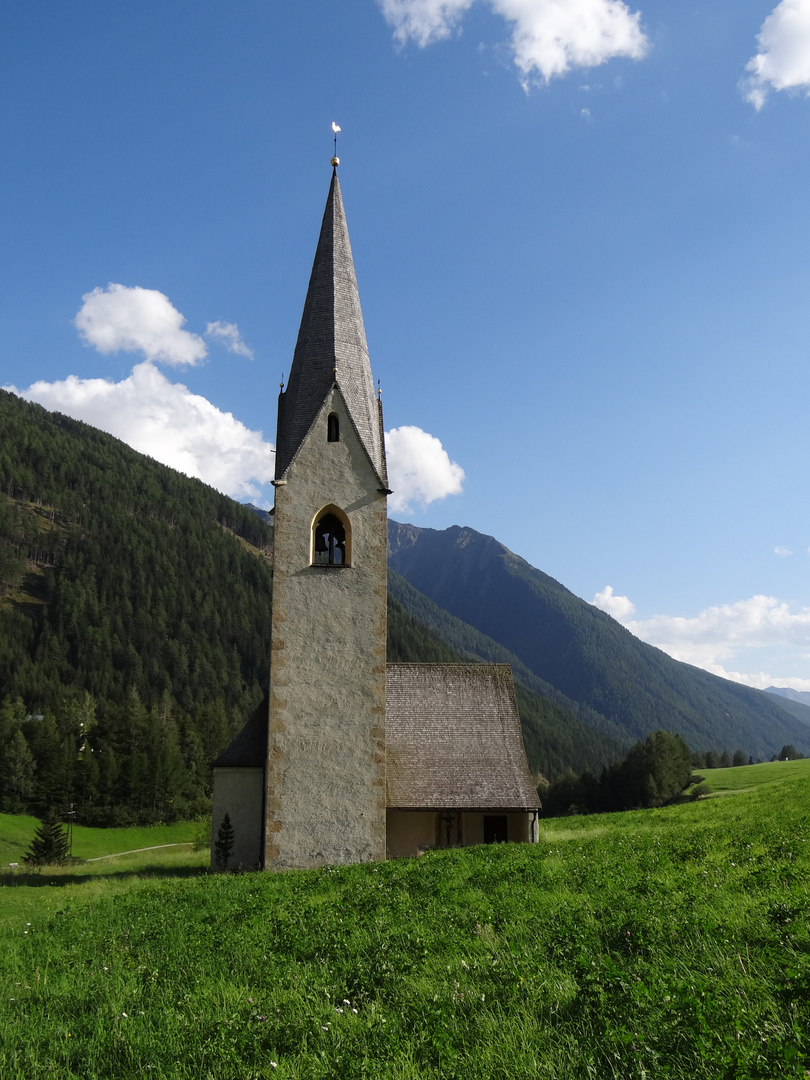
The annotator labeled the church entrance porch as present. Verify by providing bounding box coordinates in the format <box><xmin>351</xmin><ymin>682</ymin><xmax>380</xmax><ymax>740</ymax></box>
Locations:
<box><xmin>385</xmin><ymin>809</ymin><xmax>537</xmax><ymax>858</ymax></box>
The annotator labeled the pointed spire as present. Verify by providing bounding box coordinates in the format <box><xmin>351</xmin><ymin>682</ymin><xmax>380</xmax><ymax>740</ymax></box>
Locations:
<box><xmin>275</xmin><ymin>169</ymin><xmax>386</xmax><ymax>483</ymax></box>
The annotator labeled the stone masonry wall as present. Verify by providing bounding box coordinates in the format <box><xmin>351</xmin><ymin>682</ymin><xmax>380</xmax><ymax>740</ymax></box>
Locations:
<box><xmin>265</xmin><ymin>387</ymin><xmax>387</xmax><ymax>868</ymax></box>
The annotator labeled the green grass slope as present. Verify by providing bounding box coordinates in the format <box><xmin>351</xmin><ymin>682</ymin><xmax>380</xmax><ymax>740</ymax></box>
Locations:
<box><xmin>2</xmin><ymin>771</ymin><xmax>808</xmax><ymax>1079</ymax></box>
<box><xmin>694</xmin><ymin>756</ymin><xmax>810</xmax><ymax>796</ymax></box>
<box><xmin>389</xmin><ymin>520</ymin><xmax>810</xmax><ymax>760</ymax></box>
<box><xmin>0</xmin><ymin>812</ymin><xmax>200</xmax><ymax>865</ymax></box>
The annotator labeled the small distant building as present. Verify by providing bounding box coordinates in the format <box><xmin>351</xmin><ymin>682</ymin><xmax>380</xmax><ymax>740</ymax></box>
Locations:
<box><xmin>211</xmin><ymin>161</ymin><xmax>539</xmax><ymax>870</ymax></box>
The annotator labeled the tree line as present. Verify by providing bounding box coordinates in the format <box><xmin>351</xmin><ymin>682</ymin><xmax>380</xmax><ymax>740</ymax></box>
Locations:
<box><xmin>692</xmin><ymin>745</ymin><xmax>805</xmax><ymax>768</ymax></box>
<box><xmin>541</xmin><ymin>733</ymin><xmax>809</xmax><ymax>818</ymax></box>
<box><xmin>541</xmin><ymin>729</ymin><xmax>694</xmax><ymax>816</ymax></box>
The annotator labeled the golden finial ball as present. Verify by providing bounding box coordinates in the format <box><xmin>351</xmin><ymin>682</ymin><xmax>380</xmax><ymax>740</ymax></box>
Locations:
<box><xmin>331</xmin><ymin>156</ymin><xmax>340</xmax><ymax>167</ymax></box>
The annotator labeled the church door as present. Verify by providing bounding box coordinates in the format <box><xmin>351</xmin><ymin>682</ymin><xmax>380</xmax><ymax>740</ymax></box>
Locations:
<box><xmin>436</xmin><ymin>812</ymin><xmax>462</xmax><ymax>849</ymax></box>
<box><xmin>483</xmin><ymin>815</ymin><xmax>508</xmax><ymax>844</ymax></box>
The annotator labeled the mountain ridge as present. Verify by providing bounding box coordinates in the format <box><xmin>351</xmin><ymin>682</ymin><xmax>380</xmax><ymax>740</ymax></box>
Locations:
<box><xmin>2</xmin><ymin>388</ymin><xmax>806</xmax><ymax>827</ymax></box>
<box><xmin>763</xmin><ymin>686</ymin><xmax>810</xmax><ymax>727</ymax></box>
<box><xmin>387</xmin><ymin>519</ymin><xmax>810</xmax><ymax>760</ymax></box>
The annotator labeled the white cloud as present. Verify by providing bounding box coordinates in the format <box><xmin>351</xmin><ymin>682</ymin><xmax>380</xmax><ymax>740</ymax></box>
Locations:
<box><xmin>206</xmin><ymin>321</ymin><xmax>254</xmax><ymax>360</ymax></box>
<box><xmin>385</xmin><ymin>425</ymin><xmax>465</xmax><ymax>512</ymax></box>
<box><xmin>378</xmin><ymin>0</ymin><xmax>648</xmax><ymax>84</ymax></box>
<box><xmin>775</xmin><ymin>545</ymin><xmax>793</xmax><ymax>557</ymax></box>
<box><xmin>495</xmin><ymin>0</ymin><xmax>648</xmax><ymax>84</ymax></box>
<box><xmin>591</xmin><ymin>588</ymin><xmax>810</xmax><ymax>689</ymax></box>
<box><xmin>742</xmin><ymin>0</ymin><xmax>810</xmax><ymax>110</ymax></box>
<box><xmin>378</xmin><ymin>0</ymin><xmax>473</xmax><ymax>45</ymax></box>
<box><xmin>7</xmin><ymin>363</ymin><xmax>464</xmax><ymax>513</ymax></box>
<box><xmin>592</xmin><ymin>585</ymin><xmax>635</xmax><ymax>620</ymax></box>
<box><xmin>625</xmin><ymin>595</ymin><xmax>810</xmax><ymax>668</ymax></box>
<box><xmin>710</xmin><ymin>669</ymin><xmax>810</xmax><ymax>693</ymax></box>
<box><xmin>762</xmin><ymin>675</ymin><xmax>810</xmax><ymax>692</ymax></box>
<box><xmin>10</xmin><ymin>362</ymin><xmax>274</xmax><ymax>501</ymax></box>
<box><xmin>75</xmin><ymin>283</ymin><xmax>207</xmax><ymax>367</ymax></box>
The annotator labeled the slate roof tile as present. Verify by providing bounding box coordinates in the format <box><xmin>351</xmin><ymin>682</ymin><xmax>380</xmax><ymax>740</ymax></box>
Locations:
<box><xmin>385</xmin><ymin>663</ymin><xmax>539</xmax><ymax>810</ymax></box>
<box><xmin>275</xmin><ymin>169</ymin><xmax>386</xmax><ymax>484</ymax></box>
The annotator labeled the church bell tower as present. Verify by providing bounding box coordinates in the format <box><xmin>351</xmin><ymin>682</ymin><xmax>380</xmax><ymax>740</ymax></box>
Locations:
<box><xmin>265</xmin><ymin>162</ymin><xmax>389</xmax><ymax>869</ymax></box>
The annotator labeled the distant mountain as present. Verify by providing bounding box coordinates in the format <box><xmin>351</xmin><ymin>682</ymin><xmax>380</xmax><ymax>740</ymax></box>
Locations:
<box><xmin>763</xmin><ymin>687</ymin><xmax>810</xmax><ymax>727</ymax></box>
<box><xmin>388</xmin><ymin>520</ymin><xmax>810</xmax><ymax>760</ymax></box>
<box><xmin>5</xmin><ymin>385</ymin><xmax>807</xmax><ymax>825</ymax></box>
<box><xmin>243</xmin><ymin>503</ymin><xmax>274</xmax><ymax>525</ymax></box>
<box><xmin>2</xmin><ymin>389</ymin><xmax>616</xmax><ymax>825</ymax></box>
<box><xmin>388</xmin><ymin>570</ymin><xmax>624</xmax><ymax>778</ymax></box>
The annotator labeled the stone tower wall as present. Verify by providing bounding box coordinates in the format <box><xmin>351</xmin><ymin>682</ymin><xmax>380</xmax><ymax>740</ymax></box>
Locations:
<box><xmin>265</xmin><ymin>387</ymin><xmax>387</xmax><ymax>868</ymax></box>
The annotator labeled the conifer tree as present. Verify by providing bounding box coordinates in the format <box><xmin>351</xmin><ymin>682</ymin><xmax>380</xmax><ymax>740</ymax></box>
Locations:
<box><xmin>24</xmin><ymin>809</ymin><xmax>69</xmax><ymax>866</ymax></box>
<box><xmin>3</xmin><ymin>729</ymin><xmax>35</xmax><ymax>812</ymax></box>
<box><xmin>214</xmin><ymin>812</ymin><xmax>235</xmax><ymax>871</ymax></box>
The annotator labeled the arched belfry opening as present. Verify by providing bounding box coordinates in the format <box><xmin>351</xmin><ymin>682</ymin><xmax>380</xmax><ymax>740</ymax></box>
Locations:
<box><xmin>312</xmin><ymin>505</ymin><xmax>350</xmax><ymax>566</ymax></box>
<box><xmin>327</xmin><ymin>413</ymin><xmax>340</xmax><ymax>442</ymax></box>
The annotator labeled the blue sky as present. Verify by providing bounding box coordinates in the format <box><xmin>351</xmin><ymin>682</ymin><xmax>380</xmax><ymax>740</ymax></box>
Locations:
<box><xmin>3</xmin><ymin>0</ymin><xmax>810</xmax><ymax>690</ymax></box>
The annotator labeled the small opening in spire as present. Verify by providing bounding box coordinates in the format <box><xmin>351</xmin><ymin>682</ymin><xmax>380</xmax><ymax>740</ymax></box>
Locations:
<box><xmin>327</xmin><ymin>413</ymin><xmax>340</xmax><ymax>442</ymax></box>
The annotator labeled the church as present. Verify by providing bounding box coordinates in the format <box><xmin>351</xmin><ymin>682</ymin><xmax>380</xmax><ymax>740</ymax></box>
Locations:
<box><xmin>211</xmin><ymin>160</ymin><xmax>539</xmax><ymax>870</ymax></box>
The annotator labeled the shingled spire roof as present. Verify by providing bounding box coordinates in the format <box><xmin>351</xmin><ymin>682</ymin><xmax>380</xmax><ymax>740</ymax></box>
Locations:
<box><xmin>275</xmin><ymin>167</ymin><xmax>387</xmax><ymax>483</ymax></box>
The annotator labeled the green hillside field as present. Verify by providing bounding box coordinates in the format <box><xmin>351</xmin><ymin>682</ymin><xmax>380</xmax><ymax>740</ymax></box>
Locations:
<box><xmin>1</xmin><ymin>765</ymin><xmax>808</xmax><ymax>1079</ymax></box>
<box><xmin>692</xmin><ymin>756</ymin><xmax>810</xmax><ymax>796</ymax></box>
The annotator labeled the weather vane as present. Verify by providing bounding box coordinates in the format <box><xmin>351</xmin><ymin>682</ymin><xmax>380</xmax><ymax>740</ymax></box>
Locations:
<box><xmin>331</xmin><ymin>121</ymin><xmax>341</xmax><ymax>167</ymax></box>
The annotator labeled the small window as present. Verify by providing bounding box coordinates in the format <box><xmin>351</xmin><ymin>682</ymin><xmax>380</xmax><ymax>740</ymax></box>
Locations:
<box><xmin>327</xmin><ymin>413</ymin><xmax>339</xmax><ymax>442</ymax></box>
<box><xmin>313</xmin><ymin>510</ymin><xmax>347</xmax><ymax>566</ymax></box>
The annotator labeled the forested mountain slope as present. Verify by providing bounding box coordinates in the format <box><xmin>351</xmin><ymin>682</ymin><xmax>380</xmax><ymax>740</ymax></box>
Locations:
<box><xmin>2</xmin><ymin>391</ymin><xmax>606</xmax><ymax>825</ymax></box>
<box><xmin>388</xmin><ymin>520</ymin><xmax>810</xmax><ymax>761</ymax></box>
<box><xmin>0</xmin><ymin>390</ymin><xmax>274</xmax><ymax>822</ymax></box>
<box><xmin>763</xmin><ymin>687</ymin><xmax>810</xmax><ymax>726</ymax></box>
<box><xmin>388</xmin><ymin>570</ymin><xmax>623</xmax><ymax>777</ymax></box>
<box><xmin>6</xmin><ymin>388</ymin><xmax>801</xmax><ymax>826</ymax></box>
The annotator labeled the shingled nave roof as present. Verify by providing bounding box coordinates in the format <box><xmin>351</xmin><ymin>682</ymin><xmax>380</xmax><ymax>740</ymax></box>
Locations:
<box><xmin>274</xmin><ymin>168</ymin><xmax>387</xmax><ymax>484</ymax></box>
<box><xmin>385</xmin><ymin>664</ymin><xmax>540</xmax><ymax>811</ymax></box>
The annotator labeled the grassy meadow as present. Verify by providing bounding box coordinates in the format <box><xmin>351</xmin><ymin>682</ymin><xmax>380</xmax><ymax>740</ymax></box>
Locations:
<box><xmin>1</xmin><ymin>763</ymin><xmax>809</xmax><ymax>1078</ymax></box>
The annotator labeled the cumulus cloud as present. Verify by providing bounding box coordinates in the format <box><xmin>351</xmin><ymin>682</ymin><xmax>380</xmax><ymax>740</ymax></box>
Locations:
<box><xmin>10</xmin><ymin>362</ymin><xmax>275</xmax><ymax>501</ymax></box>
<box><xmin>592</xmin><ymin>587</ymin><xmax>810</xmax><ymax>689</ymax></box>
<box><xmin>206</xmin><ymin>321</ymin><xmax>254</xmax><ymax>360</ymax></box>
<box><xmin>742</xmin><ymin>0</ymin><xmax>810</xmax><ymax>110</ymax></box>
<box><xmin>378</xmin><ymin>0</ymin><xmax>648</xmax><ymax>84</ymax></box>
<box><xmin>378</xmin><ymin>0</ymin><xmax>474</xmax><ymax>45</ymax></box>
<box><xmin>592</xmin><ymin>585</ymin><xmax>636</xmax><ymax>621</ymax></box>
<box><xmin>7</xmin><ymin>365</ymin><xmax>464</xmax><ymax>513</ymax></box>
<box><xmin>775</xmin><ymin>545</ymin><xmax>793</xmax><ymax>557</ymax></box>
<box><xmin>712</xmin><ymin>669</ymin><xmax>810</xmax><ymax>693</ymax></box>
<box><xmin>75</xmin><ymin>283</ymin><xmax>207</xmax><ymax>366</ymax></box>
<box><xmin>385</xmin><ymin>424</ymin><xmax>465</xmax><ymax>512</ymax></box>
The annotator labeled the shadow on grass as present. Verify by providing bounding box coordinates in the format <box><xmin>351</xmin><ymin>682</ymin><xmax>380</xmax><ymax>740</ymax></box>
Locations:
<box><xmin>1</xmin><ymin>864</ymin><xmax>210</xmax><ymax>888</ymax></box>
